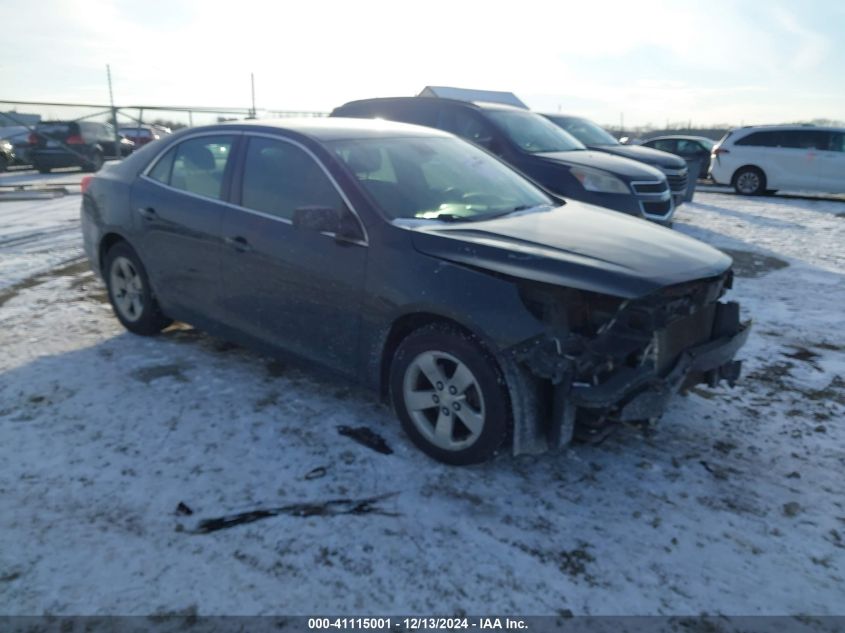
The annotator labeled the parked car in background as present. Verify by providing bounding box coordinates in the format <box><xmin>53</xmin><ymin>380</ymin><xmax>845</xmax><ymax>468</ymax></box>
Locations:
<box><xmin>81</xmin><ymin>118</ymin><xmax>748</xmax><ymax>464</ymax></box>
<box><xmin>542</xmin><ymin>115</ymin><xmax>690</xmax><ymax>204</ymax></box>
<box><xmin>30</xmin><ymin>121</ymin><xmax>134</xmax><ymax>173</ymax></box>
<box><xmin>331</xmin><ymin>98</ymin><xmax>675</xmax><ymax>225</ymax></box>
<box><xmin>640</xmin><ymin>135</ymin><xmax>714</xmax><ymax>179</ymax></box>
<box><xmin>118</xmin><ymin>125</ymin><xmax>170</xmax><ymax>147</ymax></box>
<box><xmin>709</xmin><ymin>125</ymin><xmax>845</xmax><ymax>195</ymax></box>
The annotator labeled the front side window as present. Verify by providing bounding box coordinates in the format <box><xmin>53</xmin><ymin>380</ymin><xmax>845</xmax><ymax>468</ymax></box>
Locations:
<box><xmin>240</xmin><ymin>137</ymin><xmax>344</xmax><ymax>220</ymax></box>
<box><xmin>330</xmin><ymin>136</ymin><xmax>554</xmax><ymax>221</ymax></box>
<box><xmin>440</xmin><ymin>109</ymin><xmax>497</xmax><ymax>147</ymax></box>
<box><xmin>485</xmin><ymin>110</ymin><xmax>585</xmax><ymax>153</ymax></box>
<box><xmin>165</xmin><ymin>135</ymin><xmax>234</xmax><ymax>200</ymax></box>
<box><xmin>650</xmin><ymin>139</ymin><xmax>677</xmax><ymax>153</ymax></box>
<box><xmin>546</xmin><ymin>116</ymin><xmax>619</xmax><ymax>146</ymax></box>
<box><xmin>676</xmin><ymin>139</ymin><xmax>704</xmax><ymax>153</ymax></box>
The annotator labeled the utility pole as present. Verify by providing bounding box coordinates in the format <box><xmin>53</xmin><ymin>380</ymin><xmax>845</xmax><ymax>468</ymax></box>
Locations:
<box><xmin>250</xmin><ymin>73</ymin><xmax>256</xmax><ymax>119</ymax></box>
<box><xmin>106</xmin><ymin>64</ymin><xmax>120</xmax><ymax>159</ymax></box>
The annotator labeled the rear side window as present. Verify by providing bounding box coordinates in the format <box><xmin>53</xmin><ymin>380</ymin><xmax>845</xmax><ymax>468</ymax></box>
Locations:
<box><xmin>240</xmin><ymin>137</ymin><xmax>344</xmax><ymax>220</ymax></box>
<box><xmin>735</xmin><ymin>129</ymin><xmax>827</xmax><ymax>149</ymax></box>
<box><xmin>148</xmin><ymin>147</ymin><xmax>176</xmax><ymax>183</ymax></box>
<box><xmin>829</xmin><ymin>132</ymin><xmax>844</xmax><ymax>152</ymax></box>
<box><xmin>148</xmin><ymin>135</ymin><xmax>235</xmax><ymax>200</ymax></box>
<box><xmin>735</xmin><ymin>131</ymin><xmax>779</xmax><ymax>147</ymax></box>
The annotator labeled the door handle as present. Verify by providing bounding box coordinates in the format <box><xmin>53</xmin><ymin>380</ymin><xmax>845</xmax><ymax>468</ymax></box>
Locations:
<box><xmin>137</xmin><ymin>207</ymin><xmax>157</xmax><ymax>220</ymax></box>
<box><xmin>225</xmin><ymin>235</ymin><xmax>252</xmax><ymax>253</ymax></box>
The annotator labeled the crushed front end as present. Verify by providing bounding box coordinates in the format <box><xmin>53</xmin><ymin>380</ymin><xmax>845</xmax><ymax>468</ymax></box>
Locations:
<box><xmin>508</xmin><ymin>270</ymin><xmax>750</xmax><ymax>453</ymax></box>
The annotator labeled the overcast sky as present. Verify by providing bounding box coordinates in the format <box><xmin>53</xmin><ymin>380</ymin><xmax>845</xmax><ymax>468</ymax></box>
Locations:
<box><xmin>1</xmin><ymin>0</ymin><xmax>842</xmax><ymax>128</ymax></box>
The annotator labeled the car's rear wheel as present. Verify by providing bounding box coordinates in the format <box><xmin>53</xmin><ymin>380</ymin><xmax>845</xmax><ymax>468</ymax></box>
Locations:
<box><xmin>733</xmin><ymin>167</ymin><xmax>765</xmax><ymax>195</ymax></box>
<box><xmin>389</xmin><ymin>324</ymin><xmax>510</xmax><ymax>465</ymax></box>
<box><xmin>104</xmin><ymin>242</ymin><xmax>172</xmax><ymax>336</ymax></box>
<box><xmin>0</xmin><ymin>154</ymin><xmax>8</xmax><ymax>172</ymax></box>
<box><xmin>84</xmin><ymin>151</ymin><xmax>104</xmax><ymax>173</ymax></box>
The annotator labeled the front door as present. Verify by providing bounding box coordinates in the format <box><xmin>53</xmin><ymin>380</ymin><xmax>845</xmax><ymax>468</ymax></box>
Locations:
<box><xmin>219</xmin><ymin>135</ymin><xmax>367</xmax><ymax>375</ymax></box>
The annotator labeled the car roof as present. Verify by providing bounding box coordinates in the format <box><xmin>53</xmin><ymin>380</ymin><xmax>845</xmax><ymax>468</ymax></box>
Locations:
<box><xmin>646</xmin><ymin>135</ymin><xmax>714</xmax><ymax>142</ymax></box>
<box><xmin>215</xmin><ymin>116</ymin><xmax>453</xmax><ymax>141</ymax></box>
<box><xmin>731</xmin><ymin>124</ymin><xmax>845</xmax><ymax>133</ymax></box>
<box><xmin>337</xmin><ymin>96</ymin><xmax>522</xmax><ymax>113</ymax></box>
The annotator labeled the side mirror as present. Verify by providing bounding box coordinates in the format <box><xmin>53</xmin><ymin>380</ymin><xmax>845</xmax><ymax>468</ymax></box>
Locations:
<box><xmin>292</xmin><ymin>206</ymin><xmax>341</xmax><ymax>233</ymax></box>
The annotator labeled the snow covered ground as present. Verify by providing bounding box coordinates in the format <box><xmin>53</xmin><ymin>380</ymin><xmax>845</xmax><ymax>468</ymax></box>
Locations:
<box><xmin>1</xmin><ymin>186</ymin><xmax>843</xmax><ymax>618</ymax></box>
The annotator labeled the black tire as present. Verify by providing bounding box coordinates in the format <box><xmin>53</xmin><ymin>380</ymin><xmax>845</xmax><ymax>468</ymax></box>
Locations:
<box><xmin>389</xmin><ymin>323</ymin><xmax>511</xmax><ymax>465</ymax></box>
<box><xmin>84</xmin><ymin>151</ymin><xmax>104</xmax><ymax>173</ymax></box>
<box><xmin>733</xmin><ymin>166</ymin><xmax>766</xmax><ymax>195</ymax></box>
<box><xmin>104</xmin><ymin>241</ymin><xmax>172</xmax><ymax>336</ymax></box>
<box><xmin>0</xmin><ymin>154</ymin><xmax>8</xmax><ymax>173</ymax></box>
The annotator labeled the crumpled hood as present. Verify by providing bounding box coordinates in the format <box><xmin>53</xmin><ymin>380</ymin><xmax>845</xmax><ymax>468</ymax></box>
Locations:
<box><xmin>534</xmin><ymin>149</ymin><xmax>666</xmax><ymax>181</ymax></box>
<box><xmin>409</xmin><ymin>202</ymin><xmax>731</xmax><ymax>299</ymax></box>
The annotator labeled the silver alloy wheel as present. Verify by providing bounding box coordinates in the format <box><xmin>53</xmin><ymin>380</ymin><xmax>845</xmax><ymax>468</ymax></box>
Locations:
<box><xmin>109</xmin><ymin>256</ymin><xmax>145</xmax><ymax>322</ymax></box>
<box><xmin>736</xmin><ymin>170</ymin><xmax>760</xmax><ymax>194</ymax></box>
<box><xmin>402</xmin><ymin>350</ymin><xmax>486</xmax><ymax>451</ymax></box>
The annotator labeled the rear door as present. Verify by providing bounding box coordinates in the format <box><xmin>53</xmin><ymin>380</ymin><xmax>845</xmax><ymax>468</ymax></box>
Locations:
<box><xmin>817</xmin><ymin>131</ymin><xmax>845</xmax><ymax>193</ymax></box>
<box><xmin>219</xmin><ymin>133</ymin><xmax>367</xmax><ymax>374</ymax></box>
<box><xmin>132</xmin><ymin>133</ymin><xmax>239</xmax><ymax>318</ymax></box>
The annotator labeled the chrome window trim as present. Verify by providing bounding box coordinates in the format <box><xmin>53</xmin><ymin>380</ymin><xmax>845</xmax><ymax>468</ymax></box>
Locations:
<box><xmin>139</xmin><ymin>129</ymin><xmax>368</xmax><ymax>247</ymax></box>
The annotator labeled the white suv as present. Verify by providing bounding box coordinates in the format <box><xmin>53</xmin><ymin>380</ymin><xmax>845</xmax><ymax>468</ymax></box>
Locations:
<box><xmin>709</xmin><ymin>125</ymin><xmax>845</xmax><ymax>195</ymax></box>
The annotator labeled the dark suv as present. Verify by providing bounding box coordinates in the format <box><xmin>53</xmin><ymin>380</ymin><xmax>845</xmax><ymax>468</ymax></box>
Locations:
<box><xmin>331</xmin><ymin>98</ymin><xmax>675</xmax><ymax>224</ymax></box>
<box><xmin>30</xmin><ymin>121</ymin><xmax>134</xmax><ymax>173</ymax></box>
<box><xmin>542</xmin><ymin>115</ymin><xmax>690</xmax><ymax>204</ymax></box>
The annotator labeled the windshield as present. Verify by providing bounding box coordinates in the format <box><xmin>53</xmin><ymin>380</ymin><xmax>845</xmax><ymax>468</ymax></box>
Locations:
<box><xmin>329</xmin><ymin>136</ymin><xmax>554</xmax><ymax>222</ymax></box>
<box><xmin>485</xmin><ymin>110</ymin><xmax>586</xmax><ymax>153</ymax></box>
<box><xmin>545</xmin><ymin>115</ymin><xmax>619</xmax><ymax>146</ymax></box>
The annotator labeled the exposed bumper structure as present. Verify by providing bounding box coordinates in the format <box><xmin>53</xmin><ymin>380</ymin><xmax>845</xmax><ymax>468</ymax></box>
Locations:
<box><xmin>506</xmin><ymin>275</ymin><xmax>750</xmax><ymax>455</ymax></box>
<box><xmin>569</xmin><ymin>316</ymin><xmax>749</xmax><ymax>421</ymax></box>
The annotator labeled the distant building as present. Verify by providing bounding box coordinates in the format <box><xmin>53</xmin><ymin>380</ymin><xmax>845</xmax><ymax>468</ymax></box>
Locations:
<box><xmin>0</xmin><ymin>111</ymin><xmax>41</xmax><ymax>127</ymax></box>
<box><xmin>418</xmin><ymin>86</ymin><xmax>528</xmax><ymax>109</ymax></box>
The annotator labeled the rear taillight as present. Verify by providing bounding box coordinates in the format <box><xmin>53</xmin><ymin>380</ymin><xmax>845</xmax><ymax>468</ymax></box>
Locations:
<box><xmin>66</xmin><ymin>135</ymin><xmax>84</xmax><ymax>145</ymax></box>
<box><xmin>80</xmin><ymin>176</ymin><xmax>93</xmax><ymax>194</ymax></box>
<box><xmin>28</xmin><ymin>133</ymin><xmax>38</xmax><ymax>144</ymax></box>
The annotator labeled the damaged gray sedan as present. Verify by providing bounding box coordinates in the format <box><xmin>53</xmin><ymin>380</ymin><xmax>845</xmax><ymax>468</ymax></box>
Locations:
<box><xmin>81</xmin><ymin>119</ymin><xmax>749</xmax><ymax>465</ymax></box>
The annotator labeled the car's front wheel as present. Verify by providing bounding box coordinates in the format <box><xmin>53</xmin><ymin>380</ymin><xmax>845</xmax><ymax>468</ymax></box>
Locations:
<box><xmin>733</xmin><ymin>166</ymin><xmax>765</xmax><ymax>195</ymax></box>
<box><xmin>104</xmin><ymin>242</ymin><xmax>172</xmax><ymax>335</ymax></box>
<box><xmin>390</xmin><ymin>324</ymin><xmax>510</xmax><ymax>465</ymax></box>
